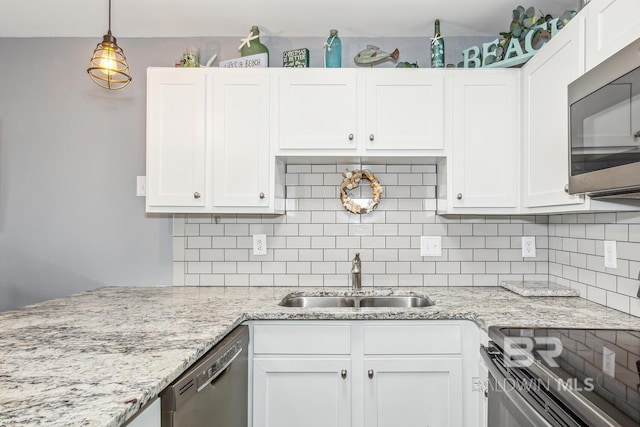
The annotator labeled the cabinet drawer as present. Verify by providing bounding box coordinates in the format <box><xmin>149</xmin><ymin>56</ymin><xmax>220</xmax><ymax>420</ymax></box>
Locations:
<box><xmin>363</xmin><ymin>324</ymin><xmax>461</xmax><ymax>355</ymax></box>
<box><xmin>253</xmin><ymin>324</ymin><xmax>351</xmax><ymax>355</ymax></box>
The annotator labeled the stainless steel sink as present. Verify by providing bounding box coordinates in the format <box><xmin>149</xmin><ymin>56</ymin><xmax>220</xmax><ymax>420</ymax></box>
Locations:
<box><xmin>278</xmin><ymin>296</ymin><xmax>356</xmax><ymax>308</ymax></box>
<box><xmin>279</xmin><ymin>294</ymin><xmax>434</xmax><ymax>308</ymax></box>
<box><xmin>359</xmin><ymin>296</ymin><xmax>433</xmax><ymax>307</ymax></box>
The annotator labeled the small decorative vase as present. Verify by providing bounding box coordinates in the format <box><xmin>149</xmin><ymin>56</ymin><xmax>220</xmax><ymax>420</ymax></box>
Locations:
<box><xmin>240</xmin><ymin>25</ymin><xmax>269</xmax><ymax>66</ymax></box>
<box><xmin>324</xmin><ymin>29</ymin><xmax>342</xmax><ymax>68</ymax></box>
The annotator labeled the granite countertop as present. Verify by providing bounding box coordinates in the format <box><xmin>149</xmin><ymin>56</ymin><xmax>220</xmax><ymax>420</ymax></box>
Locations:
<box><xmin>1</xmin><ymin>286</ymin><xmax>640</xmax><ymax>427</ymax></box>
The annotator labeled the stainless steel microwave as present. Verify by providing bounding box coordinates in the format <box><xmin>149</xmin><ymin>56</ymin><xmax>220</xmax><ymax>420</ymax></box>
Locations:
<box><xmin>568</xmin><ymin>38</ymin><xmax>640</xmax><ymax>198</ymax></box>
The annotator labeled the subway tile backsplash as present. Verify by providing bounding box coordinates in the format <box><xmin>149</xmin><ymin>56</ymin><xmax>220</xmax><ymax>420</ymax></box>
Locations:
<box><xmin>173</xmin><ymin>163</ymin><xmax>640</xmax><ymax>317</ymax></box>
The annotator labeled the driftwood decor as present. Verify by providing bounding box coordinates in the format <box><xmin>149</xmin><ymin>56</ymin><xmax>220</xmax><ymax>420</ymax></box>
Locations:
<box><xmin>340</xmin><ymin>169</ymin><xmax>383</xmax><ymax>214</ymax></box>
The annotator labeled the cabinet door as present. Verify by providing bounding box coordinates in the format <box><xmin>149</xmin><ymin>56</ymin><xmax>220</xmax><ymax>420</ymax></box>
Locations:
<box><xmin>363</xmin><ymin>358</ymin><xmax>463</xmax><ymax>427</ymax></box>
<box><xmin>146</xmin><ymin>69</ymin><xmax>206</xmax><ymax>208</ymax></box>
<box><xmin>277</xmin><ymin>70</ymin><xmax>357</xmax><ymax>151</ymax></box>
<box><xmin>211</xmin><ymin>70</ymin><xmax>270</xmax><ymax>208</ymax></box>
<box><xmin>365</xmin><ymin>71</ymin><xmax>444</xmax><ymax>150</ymax></box>
<box><xmin>451</xmin><ymin>71</ymin><xmax>518</xmax><ymax>208</ymax></box>
<box><xmin>585</xmin><ymin>0</ymin><xmax>640</xmax><ymax>71</ymax></box>
<box><xmin>253</xmin><ymin>358</ymin><xmax>351</xmax><ymax>427</ymax></box>
<box><xmin>522</xmin><ymin>16</ymin><xmax>586</xmax><ymax>208</ymax></box>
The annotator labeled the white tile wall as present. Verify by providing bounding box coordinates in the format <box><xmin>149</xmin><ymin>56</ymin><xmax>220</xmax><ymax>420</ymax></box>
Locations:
<box><xmin>174</xmin><ymin>163</ymin><xmax>549</xmax><ymax>289</ymax></box>
<box><xmin>173</xmin><ymin>163</ymin><xmax>640</xmax><ymax>316</ymax></box>
<box><xmin>549</xmin><ymin>213</ymin><xmax>640</xmax><ymax>317</ymax></box>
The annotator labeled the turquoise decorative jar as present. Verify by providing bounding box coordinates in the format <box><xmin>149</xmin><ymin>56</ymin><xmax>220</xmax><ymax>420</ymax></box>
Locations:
<box><xmin>324</xmin><ymin>29</ymin><xmax>342</xmax><ymax>68</ymax></box>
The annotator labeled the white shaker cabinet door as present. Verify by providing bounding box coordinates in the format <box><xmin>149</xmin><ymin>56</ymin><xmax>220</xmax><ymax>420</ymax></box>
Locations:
<box><xmin>363</xmin><ymin>357</ymin><xmax>463</xmax><ymax>427</ymax></box>
<box><xmin>522</xmin><ymin>16</ymin><xmax>587</xmax><ymax>209</ymax></box>
<box><xmin>276</xmin><ymin>70</ymin><xmax>358</xmax><ymax>151</ymax></box>
<box><xmin>450</xmin><ymin>70</ymin><xmax>519</xmax><ymax>209</ymax></box>
<box><xmin>253</xmin><ymin>358</ymin><xmax>352</xmax><ymax>427</ymax></box>
<box><xmin>585</xmin><ymin>0</ymin><xmax>640</xmax><ymax>71</ymax></box>
<box><xmin>146</xmin><ymin>69</ymin><xmax>207</xmax><ymax>209</ymax></box>
<box><xmin>211</xmin><ymin>70</ymin><xmax>270</xmax><ymax>209</ymax></box>
<box><xmin>364</xmin><ymin>71</ymin><xmax>444</xmax><ymax>150</ymax></box>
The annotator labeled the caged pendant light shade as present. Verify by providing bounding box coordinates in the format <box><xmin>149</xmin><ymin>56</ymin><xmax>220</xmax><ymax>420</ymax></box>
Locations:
<box><xmin>87</xmin><ymin>0</ymin><xmax>131</xmax><ymax>90</ymax></box>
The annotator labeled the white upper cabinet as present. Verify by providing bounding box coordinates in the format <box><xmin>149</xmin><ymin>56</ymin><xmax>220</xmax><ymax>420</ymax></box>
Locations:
<box><xmin>146</xmin><ymin>69</ymin><xmax>207</xmax><ymax>210</ymax></box>
<box><xmin>276</xmin><ymin>69</ymin><xmax>358</xmax><ymax>151</ymax></box>
<box><xmin>442</xmin><ymin>70</ymin><xmax>519</xmax><ymax>213</ymax></box>
<box><xmin>211</xmin><ymin>70</ymin><xmax>271</xmax><ymax>211</ymax></box>
<box><xmin>274</xmin><ymin>69</ymin><xmax>445</xmax><ymax>155</ymax></box>
<box><xmin>146</xmin><ymin>68</ymin><xmax>284</xmax><ymax>214</ymax></box>
<box><xmin>585</xmin><ymin>0</ymin><xmax>640</xmax><ymax>71</ymax></box>
<box><xmin>363</xmin><ymin>71</ymin><xmax>444</xmax><ymax>151</ymax></box>
<box><xmin>521</xmin><ymin>15</ymin><xmax>587</xmax><ymax>210</ymax></box>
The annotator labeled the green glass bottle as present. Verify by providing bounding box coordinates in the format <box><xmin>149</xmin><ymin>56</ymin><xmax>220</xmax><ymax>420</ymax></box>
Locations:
<box><xmin>431</xmin><ymin>19</ymin><xmax>445</xmax><ymax>68</ymax></box>
<box><xmin>240</xmin><ymin>25</ymin><xmax>269</xmax><ymax>66</ymax></box>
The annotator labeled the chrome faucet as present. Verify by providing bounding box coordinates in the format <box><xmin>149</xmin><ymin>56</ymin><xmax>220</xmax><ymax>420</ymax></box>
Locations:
<box><xmin>351</xmin><ymin>253</ymin><xmax>362</xmax><ymax>290</ymax></box>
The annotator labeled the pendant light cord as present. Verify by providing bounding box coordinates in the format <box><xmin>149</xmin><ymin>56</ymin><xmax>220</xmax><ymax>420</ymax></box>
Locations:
<box><xmin>108</xmin><ymin>0</ymin><xmax>112</xmax><ymax>35</ymax></box>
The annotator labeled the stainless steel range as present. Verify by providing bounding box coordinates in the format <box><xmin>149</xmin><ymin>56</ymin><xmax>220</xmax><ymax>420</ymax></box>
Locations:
<box><xmin>481</xmin><ymin>327</ymin><xmax>640</xmax><ymax>427</ymax></box>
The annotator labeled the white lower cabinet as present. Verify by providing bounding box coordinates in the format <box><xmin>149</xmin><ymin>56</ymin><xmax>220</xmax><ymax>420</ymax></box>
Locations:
<box><xmin>251</xmin><ymin>321</ymin><xmax>481</xmax><ymax>427</ymax></box>
<box><xmin>363</xmin><ymin>358</ymin><xmax>462</xmax><ymax>427</ymax></box>
<box><xmin>253</xmin><ymin>358</ymin><xmax>352</xmax><ymax>427</ymax></box>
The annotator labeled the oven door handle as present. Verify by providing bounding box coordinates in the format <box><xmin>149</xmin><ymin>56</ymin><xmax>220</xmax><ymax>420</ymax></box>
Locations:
<box><xmin>480</xmin><ymin>345</ymin><xmax>553</xmax><ymax>427</ymax></box>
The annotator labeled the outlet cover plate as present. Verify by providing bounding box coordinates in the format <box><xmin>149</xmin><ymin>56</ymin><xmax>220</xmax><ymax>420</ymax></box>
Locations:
<box><xmin>604</xmin><ymin>241</ymin><xmax>617</xmax><ymax>269</ymax></box>
<box><xmin>602</xmin><ymin>346</ymin><xmax>615</xmax><ymax>377</ymax></box>
<box><xmin>420</xmin><ymin>236</ymin><xmax>442</xmax><ymax>257</ymax></box>
<box><xmin>522</xmin><ymin>236</ymin><xmax>536</xmax><ymax>258</ymax></box>
<box><xmin>136</xmin><ymin>176</ymin><xmax>146</xmax><ymax>197</ymax></box>
<box><xmin>253</xmin><ymin>234</ymin><xmax>267</xmax><ymax>256</ymax></box>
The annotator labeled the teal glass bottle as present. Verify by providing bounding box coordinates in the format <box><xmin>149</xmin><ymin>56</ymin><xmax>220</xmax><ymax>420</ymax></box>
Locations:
<box><xmin>240</xmin><ymin>25</ymin><xmax>269</xmax><ymax>66</ymax></box>
<box><xmin>324</xmin><ymin>29</ymin><xmax>342</xmax><ymax>68</ymax></box>
<box><xmin>431</xmin><ymin>19</ymin><xmax>445</xmax><ymax>68</ymax></box>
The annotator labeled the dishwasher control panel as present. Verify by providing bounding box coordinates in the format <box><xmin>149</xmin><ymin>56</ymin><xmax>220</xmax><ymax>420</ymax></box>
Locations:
<box><xmin>196</xmin><ymin>339</ymin><xmax>243</xmax><ymax>390</ymax></box>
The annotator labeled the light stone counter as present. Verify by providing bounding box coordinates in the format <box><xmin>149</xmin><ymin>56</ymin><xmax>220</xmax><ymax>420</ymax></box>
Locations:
<box><xmin>1</xmin><ymin>286</ymin><xmax>639</xmax><ymax>426</ymax></box>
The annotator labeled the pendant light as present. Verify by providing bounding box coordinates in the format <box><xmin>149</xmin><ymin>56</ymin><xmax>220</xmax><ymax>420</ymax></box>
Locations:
<box><xmin>87</xmin><ymin>0</ymin><xmax>131</xmax><ymax>90</ymax></box>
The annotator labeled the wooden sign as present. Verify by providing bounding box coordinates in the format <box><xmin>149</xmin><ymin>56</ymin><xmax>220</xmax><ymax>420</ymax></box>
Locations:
<box><xmin>462</xmin><ymin>18</ymin><xmax>564</xmax><ymax>68</ymax></box>
<box><xmin>283</xmin><ymin>48</ymin><xmax>309</xmax><ymax>68</ymax></box>
<box><xmin>219</xmin><ymin>53</ymin><xmax>268</xmax><ymax>68</ymax></box>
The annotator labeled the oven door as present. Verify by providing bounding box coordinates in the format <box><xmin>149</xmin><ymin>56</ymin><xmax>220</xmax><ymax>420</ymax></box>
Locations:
<box><xmin>481</xmin><ymin>345</ymin><xmax>552</xmax><ymax>427</ymax></box>
<box><xmin>486</xmin><ymin>371</ymin><xmax>552</xmax><ymax>427</ymax></box>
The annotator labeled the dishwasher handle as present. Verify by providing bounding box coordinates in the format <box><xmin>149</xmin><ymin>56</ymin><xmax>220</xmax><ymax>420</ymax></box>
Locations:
<box><xmin>197</xmin><ymin>345</ymin><xmax>243</xmax><ymax>392</ymax></box>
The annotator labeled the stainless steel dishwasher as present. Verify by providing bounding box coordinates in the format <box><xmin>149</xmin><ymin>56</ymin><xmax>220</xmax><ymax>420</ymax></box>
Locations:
<box><xmin>160</xmin><ymin>325</ymin><xmax>249</xmax><ymax>427</ymax></box>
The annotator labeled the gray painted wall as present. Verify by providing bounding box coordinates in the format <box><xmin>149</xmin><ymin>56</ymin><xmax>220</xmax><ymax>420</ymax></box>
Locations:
<box><xmin>0</xmin><ymin>35</ymin><xmax>489</xmax><ymax>311</ymax></box>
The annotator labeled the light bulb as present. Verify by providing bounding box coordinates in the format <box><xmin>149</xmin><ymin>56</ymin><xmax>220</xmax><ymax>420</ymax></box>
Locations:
<box><xmin>99</xmin><ymin>46</ymin><xmax>117</xmax><ymax>76</ymax></box>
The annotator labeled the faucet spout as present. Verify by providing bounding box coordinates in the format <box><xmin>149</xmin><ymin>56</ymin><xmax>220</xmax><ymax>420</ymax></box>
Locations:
<box><xmin>351</xmin><ymin>253</ymin><xmax>362</xmax><ymax>290</ymax></box>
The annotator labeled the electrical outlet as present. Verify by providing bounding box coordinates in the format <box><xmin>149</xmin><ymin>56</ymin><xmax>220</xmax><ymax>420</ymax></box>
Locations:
<box><xmin>136</xmin><ymin>176</ymin><xmax>146</xmax><ymax>197</ymax></box>
<box><xmin>522</xmin><ymin>236</ymin><xmax>536</xmax><ymax>258</ymax></box>
<box><xmin>602</xmin><ymin>347</ymin><xmax>615</xmax><ymax>377</ymax></box>
<box><xmin>420</xmin><ymin>236</ymin><xmax>442</xmax><ymax>257</ymax></box>
<box><xmin>604</xmin><ymin>241</ymin><xmax>617</xmax><ymax>268</ymax></box>
<box><xmin>253</xmin><ymin>234</ymin><xmax>267</xmax><ymax>256</ymax></box>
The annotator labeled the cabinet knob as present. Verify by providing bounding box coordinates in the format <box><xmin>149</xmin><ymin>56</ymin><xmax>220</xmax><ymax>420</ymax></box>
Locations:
<box><xmin>634</xmin><ymin>130</ymin><xmax>640</xmax><ymax>138</ymax></box>
<box><xmin>348</xmin><ymin>133</ymin><xmax>354</xmax><ymax>141</ymax></box>
<box><xmin>194</xmin><ymin>192</ymin><xmax>201</xmax><ymax>199</ymax></box>
<box><xmin>369</xmin><ymin>134</ymin><xmax>375</xmax><ymax>142</ymax></box>
<box><xmin>368</xmin><ymin>369</ymin><xmax>374</xmax><ymax>379</ymax></box>
<box><xmin>456</xmin><ymin>193</ymin><xmax>462</xmax><ymax>200</ymax></box>
<box><xmin>564</xmin><ymin>184</ymin><xmax>569</xmax><ymax>194</ymax></box>
<box><xmin>341</xmin><ymin>369</ymin><xmax>347</xmax><ymax>379</ymax></box>
<box><xmin>259</xmin><ymin>192</ymin><xmax>265</xmax><ymax>199</ymax></box>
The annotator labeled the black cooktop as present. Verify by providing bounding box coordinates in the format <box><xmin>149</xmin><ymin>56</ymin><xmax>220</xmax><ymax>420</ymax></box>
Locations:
<box><xmin>491</xmin><ymin>327</ymin><xmax>640</xmax><ymax>427</ymax></box>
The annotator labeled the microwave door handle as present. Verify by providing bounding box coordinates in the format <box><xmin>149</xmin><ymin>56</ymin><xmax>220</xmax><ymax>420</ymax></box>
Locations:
<box><xmin>480</xmin><ymin>345</ymin><xmax>553</xmax><ymax>427</ymax></box>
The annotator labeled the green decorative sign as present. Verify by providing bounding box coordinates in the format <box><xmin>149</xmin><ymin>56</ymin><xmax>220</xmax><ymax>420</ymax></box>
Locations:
<box><xmin>283</xmin><ymin>48</ymin><xmax>309</xmax><ymax>68</ymax></box>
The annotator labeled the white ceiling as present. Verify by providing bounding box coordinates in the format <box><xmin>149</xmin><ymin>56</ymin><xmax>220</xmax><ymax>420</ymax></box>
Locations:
<box><xmin>2</xmin><ymin>0</ymin><xmax>582</xmax><ymax>38</ymax></box>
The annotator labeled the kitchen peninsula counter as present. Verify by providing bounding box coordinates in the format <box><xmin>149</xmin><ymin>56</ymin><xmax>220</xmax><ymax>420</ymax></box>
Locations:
<box><xmin>1</xmin><ymin>286</ymin><xmax>639</xmax><ymax>426</ymax></box>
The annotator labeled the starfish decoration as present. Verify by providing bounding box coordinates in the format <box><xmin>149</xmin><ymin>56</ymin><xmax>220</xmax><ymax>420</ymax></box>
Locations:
<box><xmin>238</xmin><ymin>31</ymin><xmax>259</xmax><ymax>50</ymax></box>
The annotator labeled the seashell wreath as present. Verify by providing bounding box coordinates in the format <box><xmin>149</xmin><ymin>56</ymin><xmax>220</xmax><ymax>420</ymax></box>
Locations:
<box><xmin>340</xmin><ymin>168</ymin><xmax>383</xmax><ymax>214</ymax></box>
